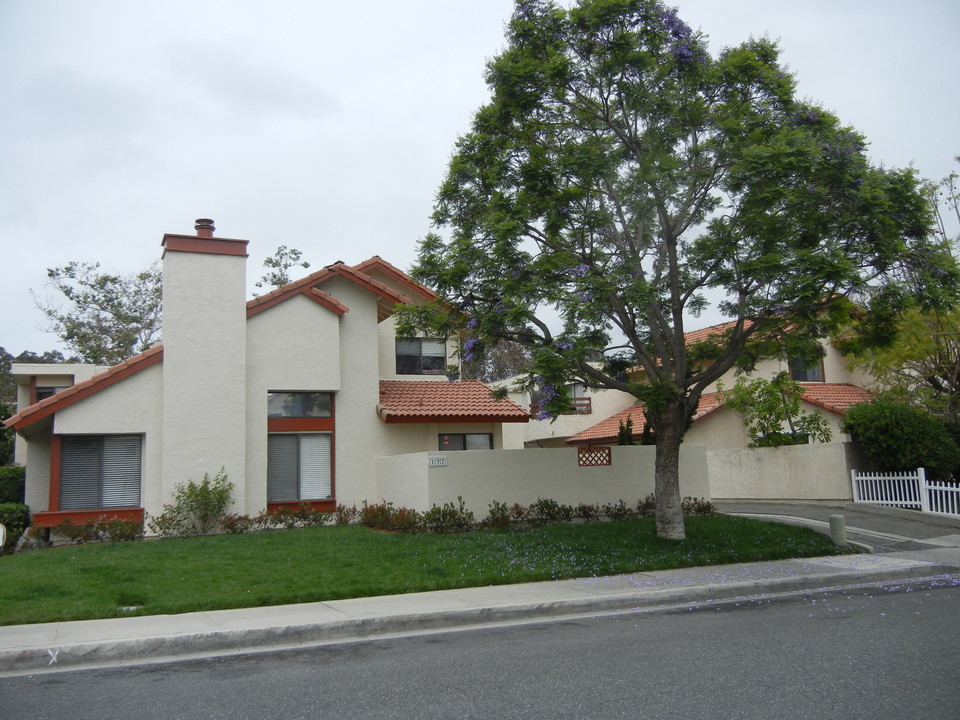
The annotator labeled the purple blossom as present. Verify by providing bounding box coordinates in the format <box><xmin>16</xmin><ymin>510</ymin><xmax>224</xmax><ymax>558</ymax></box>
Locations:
<box><xmin>572</xmin><ymin>264</ymin><xmax>590</xmax><ymax>277</ymax></box>
<box><xmin>466</xmin><ymin>317</ymin><xmax>479</xmax><ymax>329</ymax></box>
<box><xmin>557</xmin><ymin>341</ymin><xmax>574</xmax><ymax>351</ymax></box>
<box><xmin>535</xmin><ymin>409</ymin><xmax>555</xmax><ymax>421</ymax></box>
<box><xmin>578</xmin><ymin>291</ymin><xmax>594</xmax><ymax>302</ymax></box>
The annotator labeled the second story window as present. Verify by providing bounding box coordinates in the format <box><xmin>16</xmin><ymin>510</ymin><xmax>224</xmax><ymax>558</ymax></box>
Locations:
<box><xmin>788</xmin><ymin>357</ymin><xmax>824</xmax><ymax>383</ymax></box>
<box><xmin>267</xmin><ymin>392</ymin><xmax>333</xmax><ymax>418</ymax></box>
<box><xmin>396</xmin><ymin>338</ymin><xmax>446</xmax><ymax>375</ymax></box>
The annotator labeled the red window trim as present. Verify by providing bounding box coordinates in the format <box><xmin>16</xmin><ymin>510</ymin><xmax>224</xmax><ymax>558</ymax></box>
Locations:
<box><xmin>267</xmin><ymin>394</ymin><xmax>336</xmax><ymax>504</ymax></box>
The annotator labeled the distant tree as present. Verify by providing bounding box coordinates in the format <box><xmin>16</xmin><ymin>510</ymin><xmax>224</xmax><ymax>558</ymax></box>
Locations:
<box><xmin>255</xmin><ymin>246</ymin><xmax>311</xmax><ymax>293</ymax></box>
<box><xmin>848</xmin><ymin>159</ymin><xmax>960</xmax><ymax>421</ymax></box>
<box><xmin>616</xmin><ymin>416</ymin><xmax>636</xmax><ymax>446</ymax></box>
<box><xmin>1</xmin><ymin>347</ymin><xmax>77</xmax><ymax>465</ymax></box>
<box><xmin>33</xmin><ymin>261</ymin><xmax>162</xmax><ymax>365</ymax></box>
<box><xmin>397</xmin><ymin>0</ymin><xmax>956</xmax><ymax>539</ymax></box>
<box><xmin>461</xmin><ymin>338</ymin><xmax>533</xmax><ymax>382</ymax></box>
<box><xmin>721</xmin><ymin>372</ymin><xmax>832</xmax><ymax>447</ymax></box>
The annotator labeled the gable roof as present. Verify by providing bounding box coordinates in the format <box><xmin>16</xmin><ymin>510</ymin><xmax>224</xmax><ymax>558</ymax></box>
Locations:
<box><xmin>246</xmin><ymin>261</ymin><xmax>409</xmax><ymax>319</ymax></box>
<box><xmin>351</xmin><ymin>256</ymin><xmax>436</xmax><ymax>303</ymax></box>
<box><xmin>377</xmin><ymin>380</ymin><xmax>530</xmax><ymax>424</ymax></box>
<box><xmin>4</xmin><ymin>345</ymin><xmax>164</xmax><ymax>433</ymax></box>
<box><xmin>565</xmin><ymin>383</ymin><xmax>873</xmax><ymax>446</ymax></box>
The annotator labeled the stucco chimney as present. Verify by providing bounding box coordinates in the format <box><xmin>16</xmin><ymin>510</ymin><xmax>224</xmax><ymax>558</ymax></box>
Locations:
<box><xmin>159</xmin><ymin>219</ymin><xmax>249</xmax><ymax>507</ymax></box>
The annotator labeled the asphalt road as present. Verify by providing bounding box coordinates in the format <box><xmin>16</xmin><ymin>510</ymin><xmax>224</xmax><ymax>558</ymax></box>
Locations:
<box><xmin>3</xmin><ymin>578</ymin><xmax>958</xmax><ymax>720</ymax></box>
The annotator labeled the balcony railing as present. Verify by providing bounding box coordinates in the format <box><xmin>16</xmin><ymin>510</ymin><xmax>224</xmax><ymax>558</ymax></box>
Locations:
<box><xmin>530</xmin><ymin>397</ymin><xmax>592</xmax><ymax>416</ymax></box>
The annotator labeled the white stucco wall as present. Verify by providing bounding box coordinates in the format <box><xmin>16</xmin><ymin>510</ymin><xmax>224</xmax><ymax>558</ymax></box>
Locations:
<box><xmin>708</xmin><ymin>442</ymin><xmax>859</xmax><ymax>500</ymax></box>
<box><xmin>376</xmin><ymin>445</ymin><xmax>710</xmax><ymax>518</ymax></box>
<box><xmin>51</xmin><ymin>363</ymin><xmax>164</xmax><ymax>515</ymax></box>
<box><xmin>243</xmin><ymin>294</ymin><xmax>343</xmax><ymax>513</ymax></box>
<box><xmin>161</xmin><ymin>248</ymin><xmax>248</xmax><ymax>506</ymax></box>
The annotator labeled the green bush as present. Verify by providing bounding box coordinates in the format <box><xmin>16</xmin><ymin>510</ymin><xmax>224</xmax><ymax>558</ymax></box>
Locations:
<box><xmin>146</xmin><ymin>468</ymin><xmax>234</xmax><ymax>537</ymax></box>
<box><xmin>0</xmin><ymin>502</ymin><xmax>31</xmax><ymax>551</ymax></box>
<box><xmin>601</xmin><ymin>499</ymin><xmax>635</xmax><ymax>520</ymax></box>
<box><xmin>842</xmin><ymin>401</ymin><xmax>960</xmax><ymax>479</ymax></box>
<box><xmin>0</xmin><ymin>466</ymin><xmax>26</xmax><ymax>504</ymax></box>
<box><xmin>423</xmin><ymin>496</ymin><xmax>474</xmax><ymax>533</ymax></box>
<box><xmin>55</xmin><ymin>516</ymin><xmax>143</xmax><ymax>544</ymax></box>
<box><xmin>484</xmin><ymin>500</ymin><xmax>512</xmax><ymax>528</ymax></box>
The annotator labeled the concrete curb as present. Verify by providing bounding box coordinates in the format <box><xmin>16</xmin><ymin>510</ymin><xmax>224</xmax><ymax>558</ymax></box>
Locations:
<box><xmin>3</xmin><ymin>557</ymin><xmax>957</xmax><ymax>675</ymax></box>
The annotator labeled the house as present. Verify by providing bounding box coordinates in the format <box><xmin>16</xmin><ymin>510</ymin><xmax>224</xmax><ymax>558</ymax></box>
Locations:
<box><xmin>4</xmin><ymin>219</ymin><xmax>530</xmax><ymax>528</ymax></box>
<box><xmin>567</xmin><ymin>322</ymin><xmax>875</xmax><ymax>448</ymax></box>
<box><xmin>495</xmin><ymin>321</ymin><xmax>875</xmax><ymax>449</ymax></box>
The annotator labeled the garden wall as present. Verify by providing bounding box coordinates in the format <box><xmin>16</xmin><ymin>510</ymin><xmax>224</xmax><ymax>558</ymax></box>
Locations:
<box><xmin>708</xmin><ymin>441</ymin><xmax>863</xmax><ymax>501</ymax></box>
<box><xmin>375</xmin><ymin>445</ymin><xmax>710</xmax><ymax>517</ymax></box>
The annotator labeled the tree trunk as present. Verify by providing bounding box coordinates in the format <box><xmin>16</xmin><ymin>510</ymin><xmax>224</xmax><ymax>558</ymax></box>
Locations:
<box><xmin>651</xmin><ymin>398</ymin><xmax>688</xmax><ymax>541</ymax></box>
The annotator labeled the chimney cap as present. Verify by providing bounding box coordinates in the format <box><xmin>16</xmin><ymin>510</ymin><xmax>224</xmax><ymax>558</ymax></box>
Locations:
<box><xmin>194</xmin><ymin>218</ymin><xmax>216</xmax><ymax>236</ymax></box>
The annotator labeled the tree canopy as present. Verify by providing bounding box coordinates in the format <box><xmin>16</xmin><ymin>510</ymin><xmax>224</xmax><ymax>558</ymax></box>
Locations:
<box><xmin>33</xmin><ymin>261</ymin><xmax>162</xmax><ymax>366</ymax></box>
<box><xmin>398</xmin><ymin>0</ymin><xmax>957</xmax><ymax>539</ymax></box>
<box><xmin>847</xmin><ymin>159</ymin><xmax>960</xmax><ymax>421</ymax></box>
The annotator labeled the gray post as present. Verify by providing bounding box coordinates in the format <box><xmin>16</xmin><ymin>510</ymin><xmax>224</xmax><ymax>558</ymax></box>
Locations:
<box><xmin>829</xmin><ymin>514</ymin><xmax>847</xmax><ymax>546</ymax></box>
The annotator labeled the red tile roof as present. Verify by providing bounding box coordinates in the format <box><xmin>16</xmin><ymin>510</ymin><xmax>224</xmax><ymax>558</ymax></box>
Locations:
<box><xmin>246</xmin><ymin>261</ymin><xmax>409</xmax><ymax>316</ymax></box>
<box><xmin>351</xmin><ymin>256</ymin><xmax>436</xmax><ymax>302</ymax></box>
<box><xmin>566</xmin><ymin>392</ymin><xmax>723</xmax><ymax>446</ymax></box>
<box><xmin>683</xmin><ymin>320</ymin><xmax>741</xmax><ymax>346</ymax></box>
<box><xmin>4</xmin><ymin>345</ymin><xmax>164</xmax><ymax>432</ymax></box>
<box><xmin>377</xmin><ymin>380</ymin><xmax>530</xmax><ymax>424</ymax></box>
<box><xmin>565</xmin><ymin>383</ymin><xmax>871</xmax><ymax>446</ymax></box>
<box><xmin>797</xmin><ymin>383</ymin><xmax>874</xmax><ymax>414</ymax></box>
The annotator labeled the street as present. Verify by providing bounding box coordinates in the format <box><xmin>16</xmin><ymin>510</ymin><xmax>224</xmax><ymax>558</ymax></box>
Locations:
<box><xmin>2</xmin><ymin>578</ymin><xmax>958</xmax><ymax>719</ymax></box>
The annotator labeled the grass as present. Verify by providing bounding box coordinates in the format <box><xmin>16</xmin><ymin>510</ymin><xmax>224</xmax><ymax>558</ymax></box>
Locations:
<box><xmin>0</xmin><ymin>515</ymin><xmax>856</xmax><ymax>626</ymax></box>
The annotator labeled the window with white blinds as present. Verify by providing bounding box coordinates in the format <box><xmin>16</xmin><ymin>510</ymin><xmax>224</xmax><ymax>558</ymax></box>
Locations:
<box><xmin>60</xmin><ymin>435</ymin><xmax>142</xmax><ymax>510</ymax></box>
<box><xmin>267</xmin><ymin>433</ymin><xmax>332</xmax><ymax>502</ymax></box>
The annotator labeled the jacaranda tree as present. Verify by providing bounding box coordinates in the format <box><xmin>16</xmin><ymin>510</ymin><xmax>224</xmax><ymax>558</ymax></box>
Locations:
<box><xmin>397</xmin><ymin>0</ymin><xmax>957</xmax><ymax>539</ymax></box>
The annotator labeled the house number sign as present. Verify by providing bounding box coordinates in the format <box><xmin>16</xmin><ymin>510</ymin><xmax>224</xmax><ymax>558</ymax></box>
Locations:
<box><xmin>428</xmin><ymin>454</ymin><xmax>448</xmax><ymax>467</ymax></box>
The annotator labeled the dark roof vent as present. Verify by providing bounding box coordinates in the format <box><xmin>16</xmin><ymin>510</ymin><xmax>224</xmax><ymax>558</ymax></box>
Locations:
<box><xmin>194</xmin><ymin>218</ymin><xmax>216</xmax><ymax>237</ymax></box>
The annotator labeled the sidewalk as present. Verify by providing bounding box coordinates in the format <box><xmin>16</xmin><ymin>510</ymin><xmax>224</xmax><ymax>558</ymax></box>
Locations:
<box><xmin>2</xmin><ymin>503</ymin><xmax>959</xmax><ymax>676</ymax></box>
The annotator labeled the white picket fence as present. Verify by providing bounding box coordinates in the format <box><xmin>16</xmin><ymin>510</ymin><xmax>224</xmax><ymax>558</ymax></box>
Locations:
<box><xmin>851</xmin><ymin>468</ymin><xmax>960</xmax><ymax>518</ymax></box>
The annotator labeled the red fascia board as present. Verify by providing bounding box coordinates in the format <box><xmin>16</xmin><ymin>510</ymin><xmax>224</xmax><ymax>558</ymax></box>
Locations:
<box><xmin>5</xmin><ymin>347</ymin><xmax>164</xmax><ymax>432</ymax></box>
<box><xmin>161</xmin><ymin>234</ymin><xmax>249</xmax><ymax>257</ymax></box>
<box><xmin>326</xmin><ymin>264</ymin><xmax>411</xmax><ymax>305</ymax></box>
<box><xmin>247</xmin><ymin>286</ymin><xmax>348</xmax><ymax>319</ymax></box>
<box><xmin>352</xmin><ymin>257</ymin><xmax>436</xmax><ymax>302</ymax></box>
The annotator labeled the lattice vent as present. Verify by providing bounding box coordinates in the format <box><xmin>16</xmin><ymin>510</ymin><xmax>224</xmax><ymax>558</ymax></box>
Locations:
<box><xmin>578</xmin><ymin>446</ymin><xmax>611</xmax><ymax>467</ymax></box>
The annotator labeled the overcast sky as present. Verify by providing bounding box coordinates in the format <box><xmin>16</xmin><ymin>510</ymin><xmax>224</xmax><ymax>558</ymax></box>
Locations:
<box><xmin>1</xmin><ymin>0</ymin><xmax>957</xmax><ymax>356</ymax></box>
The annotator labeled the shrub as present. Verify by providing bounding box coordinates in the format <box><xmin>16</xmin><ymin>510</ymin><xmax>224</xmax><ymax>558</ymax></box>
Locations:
<box><xmin>0</xmin><ymin>466</ymin><xmax>25</xmax><ymax>504</ymax></box>
<box><xmin>389</xmin><ymin>507</ymin><xmax>423</xmax><ymax>533</ymax></box>
<box><xmin>637</xmin><ymin>493</ymin><xmax>656</xmax><ymax>517</ymax></box>
<box><xmin>0</xmin><ymin>502</ymin><xmax>30</xmax><ymax>551</ymax></box>
<box><xmin>334</xmin><ymin>503</ymin><xmax>359</xmax><ymax>525</ymax></box>
<box><xmin>221</xmin><ymin>513</ymin><xmax>255</xmax><ymax>534</ymax></box>
<box><xmin>484</xmin><ymin>500</ymin><xmax>512</xmax><ymax>528</ymax></box>
<box><xmin>842</xmin><ymin>401</ymin><xmax>960</xmax><ymax>479</ymax></box>
<box><xmin>681</xmin><ymin>497</ymin><xmax>715</xmax><ymax>516</ymax></box>
<box><xmin>359</xmin><ymin>501</ymin><xmax>396</xmax><ymax>531</ymax></box>
<box><xmin>509</xmin><ymin>503</ymin><xmax>529</xmax><ymax>523</ymax></box>
<box><xmin>575</xmin><ymin>503</ymin><xmax>600</xmax><ymax>522</ymax></box>
<box><xmin>55</xmin><ymin>516</ymin><xmax>143</xmax><ymax>544</ymax></box>
<box><xmin>146</xmin><ymin>468</ymin><xmax>234</xmax><ymax>537</ymax></box>
<box><xmin>529</xmin><ymin>497</ymin><xmax>574</xmax><ymax>524</ymax></box>
<box><xmin>423</xmin><ymin>496</ymin><xmax>474</xmax><ymax>533</ymax></box>
<box><xmin>601</xmin><ymin>500</ymin><xmax>634</xmax><ymax>520</ymax></box>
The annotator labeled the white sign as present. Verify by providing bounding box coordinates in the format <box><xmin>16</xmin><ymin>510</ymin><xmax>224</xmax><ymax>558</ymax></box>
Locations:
<box><xmin>428</xmin><ymin>454</ymin><xmax>448</xmax><ymax>467</ymax></box>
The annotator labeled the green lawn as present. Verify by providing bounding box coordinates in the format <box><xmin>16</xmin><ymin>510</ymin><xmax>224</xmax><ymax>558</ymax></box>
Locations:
<box><xmin>0</xmin><ymin>515</ymin><xmax>855</xmax><ymax>626</ymax></box>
